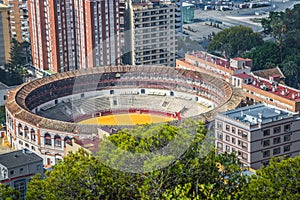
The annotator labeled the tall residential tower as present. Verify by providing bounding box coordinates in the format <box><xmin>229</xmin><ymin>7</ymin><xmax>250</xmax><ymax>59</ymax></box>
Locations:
<box><xmin>3</xmin><ymin>0</ymin><xmax>30</xmax><ymax>42</ymax></box>
<box><xmin>28</xmin><ymin>0</ymin><xmax>121</xmax><ymax>73</ymax></box>
<box><xmin>124</xmin><ymin>0</ymin><xmax>176</xmax><ymax>66</ymax></box>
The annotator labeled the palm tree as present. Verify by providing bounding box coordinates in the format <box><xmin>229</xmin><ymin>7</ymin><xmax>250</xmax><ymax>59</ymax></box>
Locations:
<box><xmin>282</xmin><ymin>60</ymin><xmax>298</xmax><ymax>87</ymax></box>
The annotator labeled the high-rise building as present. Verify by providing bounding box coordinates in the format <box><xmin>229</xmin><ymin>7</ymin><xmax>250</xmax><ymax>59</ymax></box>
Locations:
<box><xmin>0</xmin><ymin>3</ymin><xmax>10</xmax><ymax>66</ymax></box>
<box><xmin>172</xmin><ymin>0</ymin><xmax>182</xmax><ymax>33</ymax></box>
<box><xmin>3</xmin><ymin>0</ymin><xmax>30</xmax><ymax>42</ymax></box>
<box><xmin>28</xmin><ymin>0</ymin><xmax>121</xmax><ymax>73</ymax></box>
<box><xmin>124</xmin><ymin>0</ymin><xmax>176</xmax><ymax>67</ymax></box>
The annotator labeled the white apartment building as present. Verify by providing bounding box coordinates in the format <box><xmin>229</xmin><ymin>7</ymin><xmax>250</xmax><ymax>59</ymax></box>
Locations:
<box><xmin>215</xmin><ymin>104</ymin><xmax>300</xmax><ymax>170</ymax></box>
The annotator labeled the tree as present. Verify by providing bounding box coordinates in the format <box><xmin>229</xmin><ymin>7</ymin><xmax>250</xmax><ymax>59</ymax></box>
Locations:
<box><xmin>208</xmin><ymin>26</ymin><xmax>263</xmax><ymax>59</ymax></box>
<box><xmin>282</xmin><ymin>60</ymin><xmax>298</xmax><ymax>86</ymax></box>
<box><xmin>27</xmin><ymin>120</ymin><xmax>245</xmax><ymax>199</ymax></box>
<box><xmin>239</xmin><ymin>156</ymin><xmax>300</xmax><ymax>199</ymax></box>
<box><xmin>0</xmin><ymin>106</ymin><xmax>6</xmax><ymax>125</ymax></box>
<box><xmin>4</xmin><ymin>39</ymin><xmax>28</xmax><ymax>82</ymax></box>
<box><xmin>0</xmin><ymin>184</ymin><xmax>20</xmax><ymax>200</ymax></box>
<box><xmin>246</xmin><ymin>42</ymin><xmax>281</xmax><ymax>71</ymax></box>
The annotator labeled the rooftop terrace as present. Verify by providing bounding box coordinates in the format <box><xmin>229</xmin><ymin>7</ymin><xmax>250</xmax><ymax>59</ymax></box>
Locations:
<box><xmin>220</xmin><ymin>104</ymin><xmax>295</xmax><ymax>126</ymax></box>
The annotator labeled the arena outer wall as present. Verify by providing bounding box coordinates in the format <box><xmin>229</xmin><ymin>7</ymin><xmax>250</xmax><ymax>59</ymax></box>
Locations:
<box><xmin>5</xmin><ymin>66</ymin><xmax>236</xmax><ymax>166</ymax></box>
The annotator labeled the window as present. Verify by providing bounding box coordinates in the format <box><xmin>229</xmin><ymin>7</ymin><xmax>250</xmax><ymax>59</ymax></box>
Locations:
<box><xmin>226</xmin><ymin>145</ymin><xmax>230</xmax><ymax>152</ymax></box>
<box><xmin>273</xmin><ymin>126</ymin><xmax>281</xmax><ymax>134</ymax></box>
<box><xmin>44</xmin><ymin>133</ymin><xmax>51</xmax><ymax>146</ymax></box>
<box><xmin>217</xmin><ymin>142</ymin><xmax>223</xmax><ymax>151</ymax></box>
<box><xmin>232</xmin><ymin>137</ymin><xmax>236</xmax><ymax>144</ymax></box>
<box><xmin>19</xmin><ymin>168</ymin><xmax>24</xmax><ymax>173</ymax></box>
<box><xmin>273</xmin><ymin>147</ymin><xmax>281</xmax><ymax>155</ymax></box>
<box><xmin>37</xmin><ymin>165</ymin><xmax>41</xmax><ymax>170</ymax></box>
<box><xmin>54</xmin><ymin>135</ymin><xmax>61</xmax><ymax>147</ymax></box>
<box><xmin>238</xmin><ymin>151</ymin><xmax>242</xmax><ymax>156</ymax></box>
<box><xmin>273</xmin><ymin>137</ymin><xmax>281</xmax><ymax>144</ymax></box>
<box><xmin>217</xmin><ymin>132</ymin><xmax>223</xmax><ymax>140</ymax></box>
<box><xmin>242</xmin><ymin>153</ymin><xmax>248</xmax><ymax>160</ymax></box>
<box><xmin>284</xmin><ymin>145</ymin><xmax>290</xmax><ymax>152</ymax></box>
<box><xmin>263</xmin><ymin>150</ymin><xmax>270</xmax><ymax>158</ymax></box>
<box><xmin>284</xmin><ymin>124</ymin><xmax>291</xmax><ymax>132</ymax></box>
<box><xmin>232</xmin><ymin>148</ymin><xmax>236</xmax><ymax>153</ymax></box>
<box><xmin>226</xmin><ymin>125</ymin><xmax>230</xmax><ymax>132</ymax></box>
<box><xmin>242</xmin><ymin>132</ymin><xmax>248</xmax><ymax>139</ymax></box>
<box><xmin>263</xmin><ymin>129</ymin><xmax>270</xmax><ymax>136</ymax></box>
<box><xmin>226</xmin><ymin>135</ymin><xmax>230</xmax><ymax>142</ymax></box>
<box><xmin>242</xmin><ymin>142</ymin><xmax>248</xmax><ymax>150</ymax></box>
<box><xmin>238</xmin><ymin>129</ymin><xmax>243</xmax><ymax>136</ymax></box>
<box><xmin>10</xmin><ymin>170</ymin><xmax>14</xmax><ymax>175</ymax></box>
<box><xmin>284</xmin><ymin>134</ymin><xmax>291</xmax><ymax>142</ymax></box>
<box><xmin>238</xmin><ymin>140</ymin><xmax>242</xmax><ymax>147</ymax></box>
<box><xmin>217</xmin><ymin>122</ymin><xmax>223</xmax><ymax>130</ymax></box>
<box><xmin>263</xmin><ymin>140</ymin><xmax>270</xmax><ymax>147</ymax></box>
<box><xmin>232</xmin><ymin>127</ymin><xmax>236</xmax><ymax>134</ymax></box>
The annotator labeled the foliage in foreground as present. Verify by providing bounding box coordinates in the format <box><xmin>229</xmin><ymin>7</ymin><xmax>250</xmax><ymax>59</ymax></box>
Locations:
<box><xmin>26</xmin><ymin>120</ymin><xmax>245</xmax><ymax>199</ymax></box>
<box><xmin>0</xmin><ymin>184</ymin><xmax>20</xmax><ymax>200</ymax></box>
<box><xmin>240</xmin><ymin>156</ymin><xmax>300</xmax><ymax>199</ymax></box>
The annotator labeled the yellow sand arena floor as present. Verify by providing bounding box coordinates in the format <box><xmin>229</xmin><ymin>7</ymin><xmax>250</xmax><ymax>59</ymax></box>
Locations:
<box><xmin>78</xmin><ymin>113</ymin><xmax>174</xmax><ymax>125</ymax></box>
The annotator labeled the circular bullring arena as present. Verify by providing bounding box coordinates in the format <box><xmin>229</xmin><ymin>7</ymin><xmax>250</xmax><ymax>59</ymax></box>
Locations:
<box><xmin>5</xmin><ymin>66</ymin><xmax>234</xmax><ymax>166</ymax></box>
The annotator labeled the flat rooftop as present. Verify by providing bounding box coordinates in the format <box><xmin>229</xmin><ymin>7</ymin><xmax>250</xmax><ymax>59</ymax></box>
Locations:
<box><xmin>220</xmin><ymin>104</ymin><xmax>295</xmax><ymax>125</ymax></box>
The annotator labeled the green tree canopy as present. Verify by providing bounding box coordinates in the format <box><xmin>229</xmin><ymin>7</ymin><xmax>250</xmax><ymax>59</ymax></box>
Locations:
<box><xmin>0</xmin><ymin>184</ymin><xmax>20</xmax><ymax>200</ymax></box>
<box><xmin>4</xmin><ymin>39</ymin><xmax>29</xmax><ymax>83</ymax></box>
<box><xmin>246</xmin><ymin>41</ymin><xmax>281</xmax><ymax>71</ymax></box>
<box><xmin>27</xmin><ymin>120</ymin><xmax>245</xmax><ymax>199</ymax></box>
<box><xmin>240</xmin><ymin>156</ymin><xmax>300</xmax><ymax>199</ymax></box>
<box><xmin>208</xmin><ymin>26</ymin><xmax>263</xmax><ymax>59</ymax></box>
<box><xmin>0</xmin><ymin>106</ymin><xmax>6</xmax><ymax>125</ymax></box>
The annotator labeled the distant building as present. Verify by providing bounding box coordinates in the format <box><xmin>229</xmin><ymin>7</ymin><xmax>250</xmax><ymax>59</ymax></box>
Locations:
<box><xmin>124</xmin><ymin>0</ymin><xmax>176</xmax><ymax>66</ymax></box>
<box><xmin>0</xmin><ymin>82</ymin><xmax>17</xmax><ymax>106</ymax></box>
<box><xmin>182</xmin><ymin>2</ymin><xmax>194</xmax><ymax>24</ymax></box>
<box><xmin>65</xmin><ymin>136</ymin><xmax>102</xmax><ymax>155</ymax></box>
<box><xmin>0</xmin><ymin>149</ymin><xmax>43</xmax><ymax>199</ymax></box>
<box><xmin>0</xmin><ymin>3</ymin><xmax>10</xmax><ymax>66</ymax></box>
<box><xmin>215</xmin><ymin>104</ymin><xmax>300</xmax><ymax>170</ymax></box>
<box><xmin>3</xmin><ymin>0</ymin><xmax>30</xmax><ymax>42</ymax></box>
<box><xmin>176</xmin><ymin>51</ymin><xmax>252</xmax><ymax>83</ymax></box>
<box><xmin>28</xmin><ymin>0</ymin><xmax>122</xmax><ymax>73</ymax></box>
<box><xmin>236</xmin><ymin>69</ymin><xmax>300</xmax><ymax>112</ymax></box>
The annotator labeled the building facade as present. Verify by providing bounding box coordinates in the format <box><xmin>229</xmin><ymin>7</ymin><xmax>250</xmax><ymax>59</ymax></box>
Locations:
<box><xmin>28</xmin><ymin>0</ymin><xmax>122</xmax><ymax>73</ymax></box>
<box><xmin>3</xmin><ymin>0</ymin><xmax>30</xmax><ymax>42</ymax></box>
<box><xmin>215</xmin><ymin>104</ymin><xmax>300</xmax><ymax>170</ymax></box>
<box><xmin>0</xmin><ymin>149</ymin><xmax>43</xmax><ymax>199</ymax></box>
<box><xmin>182</xmin><ymin>2</ymin><xmax>194</xmax><ymax>24</ymax></box>
<box><xmin>124</xmin><ymin>0</ymin><xmax>176</xmax><ymax>66</ymax></box>
<box><xmin>0</xmin><ymin>3</ymin><xmax>10</xmax><ymax>66</ymax></box>
<box><xmin>176</xmin><ymin>51</ymin><xmax>252</xmax><ymax>83</ymax></box>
